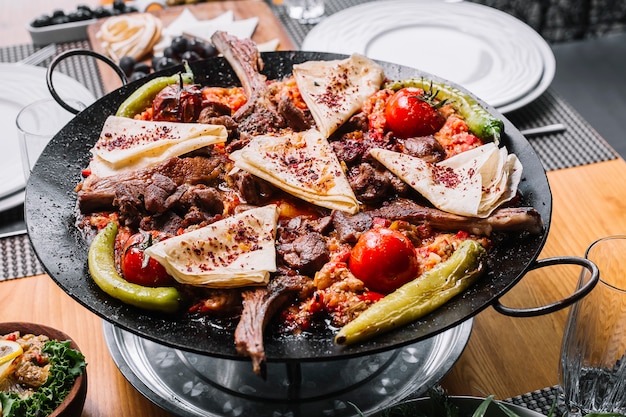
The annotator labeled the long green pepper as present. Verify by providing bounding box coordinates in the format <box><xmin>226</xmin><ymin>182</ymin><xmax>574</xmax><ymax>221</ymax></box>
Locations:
<box><xmin>115</xmin><ymin>63</ymin><xmax>194</xmax><ymax>118</ymax></box>
<box><xmin>384</xmin><ymin>78</ymin><xmax>504</xmax><ymax>144</ymax></box>
<box><xmin>335</xmin><ymin>239</ymin><xmax>486</xmax><ymax>345</ymax></box>
<box><xmin>88</xmin><ymin>221</ymin><xmax>181</xmax><ymax>313</ymax></box>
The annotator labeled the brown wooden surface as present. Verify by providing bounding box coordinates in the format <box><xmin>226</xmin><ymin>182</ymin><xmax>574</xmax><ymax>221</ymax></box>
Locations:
<box><xmin>2</xmin><ymin>158</ymin><xmax>626</xmax><ymax>416</ymax></box>
<box><xmin>87</xmin><ymin>1</ymin><xmax>296</xmax><ymax>93</ymax></box>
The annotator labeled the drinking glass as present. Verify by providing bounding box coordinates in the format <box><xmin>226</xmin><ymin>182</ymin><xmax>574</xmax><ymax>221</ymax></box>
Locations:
<box><xmin>559</xmin><ymin>235</ymin><xmax>626</xmax><ymax>416</ymax></box>
<box><xmin>16</xmin><ymin>98</ymin><xmax>85</xmax><ymax>180</ymax></box>
<box><xmin>284</xmin><ymin>0</ymin><xmax>325</xmax><ymax>24</ymax></box>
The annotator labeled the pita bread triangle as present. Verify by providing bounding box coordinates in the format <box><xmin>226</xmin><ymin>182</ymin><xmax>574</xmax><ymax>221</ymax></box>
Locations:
<box><xmin>145</xmin><ymin>204</ymin><xmax>280</xmax><ymax>288</ymax></box>
<box><xmin>293</xmin><ymin>54</ymin><xmax>384</xmax><ymax>138</ymax></box>
<box><xmin>89</xmin><ymin>115</ymin><xmax>227</xmax><ymax>177</ymax></box>
<box><xmin>229</xmin><ymin>129</ymin><xmax>360</xmax><ymax>214</ymax></box>
<box><xmin>370</xmin><ymin>143</ymin><xmax>522</xmax><ymax>218</ymax></box>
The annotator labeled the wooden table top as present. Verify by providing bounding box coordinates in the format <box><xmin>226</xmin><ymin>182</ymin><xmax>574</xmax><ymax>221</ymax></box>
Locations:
<box><xmin>3</xmin><ymin>158</ymin><xmax>625</xmax><ymax>416</ymax></box>
<box><xmin>2</xmin><ymin>0</ymin><xmax>626</xmax><ymax>415</ymax></box>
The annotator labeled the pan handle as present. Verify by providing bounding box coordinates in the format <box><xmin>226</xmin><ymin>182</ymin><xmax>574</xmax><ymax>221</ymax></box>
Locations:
<box><xmin>492</xmin><ymin>256</ymin><xmax>599</xmax><ymax>317</ymax></box>
<box><xmin>46</xmin><ymin>49</ymin><xmax>128</xmax><ymax>114</ymax></box>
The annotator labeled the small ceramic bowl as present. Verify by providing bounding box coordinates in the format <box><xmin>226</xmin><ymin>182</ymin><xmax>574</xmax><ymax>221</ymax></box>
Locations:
<box><xmin>0</xmin><ymin>322</ymin><xmax>87</xmax><ymax>417</ymax></box>
<box><xmin>370</xmin><ymin>395</ymin><xmax>547</xmax><ymax>417</ymax></box>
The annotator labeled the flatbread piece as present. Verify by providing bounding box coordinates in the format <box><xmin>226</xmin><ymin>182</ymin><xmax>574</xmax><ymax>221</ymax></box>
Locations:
<box><xmin>293</xmin><ymin>54</ymin><xmax>384</xmax><ymax>138</ymax></box>
<box><xmin>89</xmin><ymin>115</ymin><xmax>227</xmax><ymax>177</ymax></box>
<box><xmin>229</xmin><ymin>129</ymin><xmax>360</xmax><ymax>214</ymax></box>
<box><xmin>145</xmin><ymin>204</ymin><xmax>280</xmax><ymax>288</ymax></box>
<box><xmin>370</xmin><ymin>143</ymin><xmax>522</xmax><ymax>217</ymax></box>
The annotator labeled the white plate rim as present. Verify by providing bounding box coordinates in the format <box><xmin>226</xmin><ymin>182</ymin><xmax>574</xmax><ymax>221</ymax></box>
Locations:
<box><xmin>0</xmin><ymin>63</ymin><xmax>95</xmax><ymax>206</ymax></box>
<box><xmin>0</xmin><ymin>189</ymin><xmax>25</xmax><ymax>213</ymax></box>
<box><xmin>301</xmin><ymin>0</ymin><xmax>555</xmax><ymax>113</ymax></box>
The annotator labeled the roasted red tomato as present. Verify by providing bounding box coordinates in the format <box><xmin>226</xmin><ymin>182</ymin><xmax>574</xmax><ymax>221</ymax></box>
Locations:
<box><xmin>121</xmin><ymin>231</ymin><xmax>175</xmax><ymax>287</ymax></box>
<box><xmin>349</xmin><ymin>228</ymin><xmax>419</xmax><ymax>294</ymax></box>
<box><xmin>384</xmin><ymin>87</ymin><xmax>446</xmax><ymax>138</ymax></box>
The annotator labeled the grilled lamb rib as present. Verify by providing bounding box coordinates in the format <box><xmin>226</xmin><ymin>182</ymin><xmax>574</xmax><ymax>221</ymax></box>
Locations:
<box><xmin>371</xmin><ymin>198</ymin><xmax>544</xmax><ymax>236</ymax></box>
<box><xmin>211</xmin><ymin>31</ymin><xmax>284</xmax><ymax>135</ymax></box>
<box><xmin>210</xmin><ymin>31</ymin><xmax>314</xmax><ymax>136</ymax></box>
<box><xmin>330</xmin><ymin>199</ymin><xmax>542</xmax><ymax>246</ymax></box>
<box><xmin>234</xmin><ymin>274</ymin><xmax>314</xmax><ymax>378</ymax></box>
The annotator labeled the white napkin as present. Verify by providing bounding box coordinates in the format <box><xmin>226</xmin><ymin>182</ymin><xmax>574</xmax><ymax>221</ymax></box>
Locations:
<box><xmin>183</xmin><ymin>17</ymin><xmax>259</xmax><ymax>43</ymax></box>
<box><xmin>153</xmin><ymin>9</ymin><xmax>277</xmax><ymax>56</ymax></box>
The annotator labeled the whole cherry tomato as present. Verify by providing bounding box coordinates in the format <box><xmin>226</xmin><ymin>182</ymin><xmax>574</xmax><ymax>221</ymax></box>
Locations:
<box><xmin>384</xmin><ymin>87</ymin><xmax>446</xmax><ymax>138</ymax></box>
<box><xmin>349</xmin><ymin>228</ymin><xmax>419</xmax><ymax>294</ymax></box>
<box><xmin>121</xmin><ymin>231</ymin><xmax>175</xmax><ymax>287</ymax></box>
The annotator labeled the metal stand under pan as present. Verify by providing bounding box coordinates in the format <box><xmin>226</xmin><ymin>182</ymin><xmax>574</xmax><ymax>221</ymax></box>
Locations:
<box><xmin>103</xmin><ymin>319</ymin><xmax>472</xmax><ymax>417</ymax></box>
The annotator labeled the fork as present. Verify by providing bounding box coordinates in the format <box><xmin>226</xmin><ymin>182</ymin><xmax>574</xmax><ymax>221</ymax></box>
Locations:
<box><xmin>16</xmin><ymin>43</ymin><xmax>57</xmax><ymax>66</ymax></box>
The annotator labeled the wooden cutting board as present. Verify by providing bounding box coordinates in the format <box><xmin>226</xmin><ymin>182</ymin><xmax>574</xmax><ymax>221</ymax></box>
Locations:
<box><xmin>87</xmin><ymin>0</ymin><xmax>296</xmax><ymax>93</ymax></box>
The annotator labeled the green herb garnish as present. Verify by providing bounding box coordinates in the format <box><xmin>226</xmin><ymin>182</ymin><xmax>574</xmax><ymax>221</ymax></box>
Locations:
<box><xmin>0</xmin><ymin>340</ymin><xmax>87</xmax><ymax>417</ymax></box>
<box><xmin>348</xmin><ymin>386</ymin><xmax>626</xmax><ymax>417</ymax></box>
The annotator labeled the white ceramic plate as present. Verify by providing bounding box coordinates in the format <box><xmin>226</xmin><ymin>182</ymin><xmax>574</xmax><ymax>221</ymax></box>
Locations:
<box><xmin>301</xmin><ymin>0</ymin><xmax>556</xmax><ymax>113</ymax></box>
<box><xmin>0</xmin><ymin>63</ymin><xmax>95</xmax><ymax>207</ymax></box>
<box><xmin>0</xmin><ymin>190</ymin><xmax>25</xmax><ymax>213</ymax></box>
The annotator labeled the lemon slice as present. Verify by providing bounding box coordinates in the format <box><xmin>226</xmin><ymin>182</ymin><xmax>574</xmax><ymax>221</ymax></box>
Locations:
<box><xmin>0</xmin><ymin>340</ymin><xmax>23</xmax><ymax>365</ymax></box>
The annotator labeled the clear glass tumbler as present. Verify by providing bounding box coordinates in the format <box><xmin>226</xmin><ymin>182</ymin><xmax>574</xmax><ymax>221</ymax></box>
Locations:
<box><xmin>16</xmin><ymin>98</ymin><xmax>84</xmax><ymax>180</ymax></box>
<box><xmin>559</xmin><ymin>235</ymin><xmax>626</xmax><ymax>415</ymax></box>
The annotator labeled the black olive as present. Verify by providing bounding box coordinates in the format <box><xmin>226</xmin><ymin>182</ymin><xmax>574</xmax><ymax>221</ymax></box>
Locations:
<box><xmin>112</xmin><ymin>0</ymin><xmax>126</xmax><ymax>12</ymax></box>
<box><xmin>92</xmin><ymin>7</ymin><xmax>112</xmax><ymax>18</ymax></box>
<box><xmin>151</xmin><ymin>55</ymin><xmax>161</xmax><ymax>70</ymax></box>
<box><xmin>202</xmin><ymin>43</ymin><xmax>218</xmax><ymax>58</ymax></box>
<box><xmin>74</xmin><ymin>9</ymin><xmax>93</xmax><ymax>21</ymax></box>
<box><xmin>187</xmin><ymin>38</ymin><xmax>203</xmax><ymax>54</ymax></box>
<box><xmin>162</xmin><ymin>46</ymin><xmax>177</xmax><ymax>59</ymax></box>
<box><xmin>181</xmin><ymin>51</ymin><xmax>202</xmax><ymax>63</ymax></box>
<box><xmin>51</xmin><ymin>9</ymin><xmax>66</xmax><ymax>18</ymax></box>
<box><xmin>52</xmin><ymin>15</ymin><xmax>71</xmax><ymax>25</ymax></box>
<box><xmin>133</xmin><ymin>62</ymin><xmax>151</xmax><ymax>75</ymax></box>
<box><xmin>119</xmin><ymin>56</ymin><xmax>136</xmax><ymax>77</ymax></box>
<box><xmin>153</xmin><ymin>56</ymin><xmax>177</xmax><ymax>72</ymax></box>
<box><xmin>76</xmin><ymin>4</ymin><xmax>93</xmax><ymax>13</ymax></box>
<box><xmin>170</xmin><ymin>36</ymin><xmax>189</xmax><ymax>54</ymax></box>
<box><xmin>31</xmin><ymin>15</ymin><xmax>53</xmax><ymax>27</ymax></box>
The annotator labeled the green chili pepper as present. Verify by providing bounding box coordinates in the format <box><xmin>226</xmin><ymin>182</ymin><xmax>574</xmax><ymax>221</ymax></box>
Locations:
<box><xmin>88</xmin><ymin>221</ymin><xmax>181</xmax><ymax>313</ymax></box>
<box><xmin>115</xmin><ymin>63</ymin><xmax>194</xmax><ymax>118</ymax></box>
<box><xmin>335</xmin><ymin>239</ymin><xmax>487</xmax><ymax>345</ymax></box>
<box><xmin>384</xmin><ymin>78</ymin><xmax>504</xmax><ymax>144</ymax></box>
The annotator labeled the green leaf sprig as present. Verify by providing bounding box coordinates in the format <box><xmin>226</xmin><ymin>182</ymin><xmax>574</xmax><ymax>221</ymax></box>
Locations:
<box><xmin>348</xmin><ymin>386</ymin><xmax>626</xmax><ymax>417</ymax></box>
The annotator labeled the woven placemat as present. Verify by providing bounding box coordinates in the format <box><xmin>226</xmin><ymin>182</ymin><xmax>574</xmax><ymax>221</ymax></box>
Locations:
<box><xmin>1</xmin><ymin>234</ymin><xmax>42</xmax><ymax>279</ymax></box>
<box><xmin>506</xmin><ymin>90</ymin><xmax>617</xmax><ymax>171</ymax></box>
<box><xmin>506</xmin><ymin>385</ymin><xmax>566</xmax><ymax>416</ymax></box>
